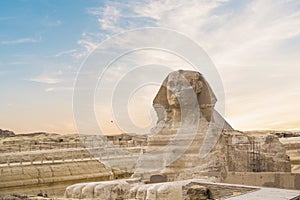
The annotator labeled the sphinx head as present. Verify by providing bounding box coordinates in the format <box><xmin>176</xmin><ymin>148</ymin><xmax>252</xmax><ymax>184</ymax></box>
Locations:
<box><xmin>166</xmin><ymin>70</ymin><xmax>204</xmax><ymax>108</ymax></box>
<box><xmin>153</xmin><ymin>70</ymin><xmax>217</xmax><ymax>128</ymax></box>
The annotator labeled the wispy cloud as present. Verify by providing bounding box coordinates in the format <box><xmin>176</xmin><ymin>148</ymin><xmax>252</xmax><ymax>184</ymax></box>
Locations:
<box><xmin>130</xmin><ymin>0</ymin><xmax>300</xmax><ymax>57</ymax></box>
<box><xmin>65</xmin><ymin>1</ymin><xmax>156</xmax><ymax>62</ymax></box>
<box><xmin>27</xmin><ymin>67</ymin><xmax>76</xmax><ymax>92</ymax></box>
<box><xmin>84</xmin><ymin>0</ymin><xmax>300</xmax><ymax>131</ymax></box>
<box><xmin>53</xmin><ymin>34</ymin><xmax>104</xmax><ymax>61</ymax></box>
<box><xmin>45</xmin><ymin>87</ymin><xmax>73</xmax><ymax>92</ymax></box>
<box><xmin>0</xmin><ymin>37</ymin><xmax>41</xmax><ymax>45</ymax></box>
<box><xmin>27</xmin><ymin>76</ymin><xmax>62</xmax><ymax>84</ymax></box>
<box><xmin>88</xmin><ymin>5</ymin><xmax>123</xmax><ymax>32</ymax></box>
<box><xmin>0</xmin><ymin>61</ymin><xmax>26</xmax><ymax>66</ymax></box>
<box><xmin>87</xmin><ymin>1</ymin><xmax>156</xmax><ymax>33</ymax></box>
<box><xmin>53</xmin><ymin>49</ymin><xmax>78</xmax><ymax>57</ymax></box>
<box><xmin>77</xmin><ymin>40</ymin><xmax>97</xmax><ymax>55</ymax></box>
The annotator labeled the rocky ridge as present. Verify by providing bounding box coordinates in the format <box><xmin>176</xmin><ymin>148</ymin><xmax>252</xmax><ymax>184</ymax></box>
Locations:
<box><xmin>0</xmin><ymin>129</ymin><xmax>15</xmax><ymax>138</ymax></box>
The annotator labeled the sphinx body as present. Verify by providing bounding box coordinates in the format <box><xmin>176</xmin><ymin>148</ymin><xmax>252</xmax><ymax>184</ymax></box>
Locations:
<box><xmin>133</xmin><ymin>70</ymin><xmax>233</xmax><ymax>179</ymax></box>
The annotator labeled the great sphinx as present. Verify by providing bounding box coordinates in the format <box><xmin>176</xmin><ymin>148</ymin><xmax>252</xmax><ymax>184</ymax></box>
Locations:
<box><xmin>133</xmin><ymin>70</ymin><xmax>233</xmax><ymax>179</ymax></box>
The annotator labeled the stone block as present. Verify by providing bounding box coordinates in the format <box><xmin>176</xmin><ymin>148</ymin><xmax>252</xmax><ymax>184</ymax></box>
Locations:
<box><xmin>150</xmin><ymin>174</ymin><xmax>167</xmax><ymax>183</ymax></box>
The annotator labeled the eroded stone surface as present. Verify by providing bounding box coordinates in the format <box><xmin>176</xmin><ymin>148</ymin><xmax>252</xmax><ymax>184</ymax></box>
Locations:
<box><xmin>65</xmin><ymin>179</ymin><xmax>204</xmax><ymax>200</ymax></box>
<box><xmin>0</xmin><ymin>129</ymin><xmax>15</xmax><ymax>138</ymax></box>
<box><xmin>65</xmin><ymin>179</ymin><xmax>130</xmax><ymax>199</ymax></box>
<box><xmin>133</xmin><ymin>70</ymin><xmax>291</xmax><ymax>181</ymax></box>
<box><xmin>150</xmin><ymin>174</ymin><xmax>167</xmax><ymax>183</ymax></box>
<box><xmin>133</xmin><ymin>70</ymin><xmax>232</xmax><ymax>180</ymax></box>
<box><xmin>153</xmin><ymin>70</ymin><xmax>217</xmax><ymax>128</ymax></box>
<box><xmin>183</xmin><ymin>184</ymin><xmax>211</xmax><ymax>200</ymax></box>
<box><xmin>64</xmin><ymin>179</ymin><xmax>264</xmax><ymax>200</ymax></box>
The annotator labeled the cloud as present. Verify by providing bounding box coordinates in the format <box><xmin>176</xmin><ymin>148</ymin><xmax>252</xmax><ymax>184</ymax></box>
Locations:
<box><xmin>77</xmin><ymin>40</ymin><xmax>97</xmax><ymax>54</ymax></box>
<box><xmin>0</xmin><ymin>61</ymin><xmax>26</xmax><ymax>66</ymax></box>
<box><xmin>89</xmin><ymin>5</ymin><xmax>123</xmax><ymax>32</ymax></box>
<box><xmin>87</xmin><ymin>4</ymin><xmax>126</xmax><ymax>33</ymax></box>
<box><xmin>53</xmin><ymin>49</ymin><xmax>78</xmax><ymax>57</ymax></box>
<box><xmin>72</xmin><ymin>2</ymin><xmax>157</xmax><ymax>62</ymax></box>
<box><xmin>53</xmin><ymin>33</ymin><xmax>106</xmax><ymax>61</ymax></box>
<box><xmin>27</xmin><ymin>76</ymin><xmax>62</xmax><ymax>84</ymax></box>
<box><xmin>87</xmin><ymin>1</ymin><xmax>156</xmax><ymax>33</ymax></box>
<box><xmin>131</xmin><ymin>0</ymin><xmax>300</xmax><ymax>58</ymax></box>
<box><xmin>0</xmin><ymin>37</ymin><xmax>41</xmax><ymax>45</ymax></box>
<box><xmin>45</xmin><ymin>87</ymin><xmax>74</xmax><ymax>92</ymax></box>
<box><xmin>84</xmin><ymin>0</ymin><xmax>300</xmax><ymax>131</ymax></box>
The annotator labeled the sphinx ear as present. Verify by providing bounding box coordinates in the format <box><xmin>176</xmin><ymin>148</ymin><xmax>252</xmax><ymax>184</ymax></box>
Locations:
<box><xmin>198</xmin><ymin>75</ymin><xmax>217</xmax><ymax>106</ymax></box>
<box><xmin>197</xmin><ymin>75</ymin><xmax>217</xmax><ymax>122</ymax></box>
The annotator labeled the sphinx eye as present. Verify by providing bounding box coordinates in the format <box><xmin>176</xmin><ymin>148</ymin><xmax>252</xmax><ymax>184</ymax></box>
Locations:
<box><xmin>168</xmin><ymin>81</ymin><xmax>175</xmax><ymax>87</ymax></box>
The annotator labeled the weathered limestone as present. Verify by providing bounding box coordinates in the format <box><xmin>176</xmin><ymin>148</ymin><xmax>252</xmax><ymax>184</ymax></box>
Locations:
<box><xmin>279</xmin><ymin>135</ymin><xmax>300</xmax><ymax>173</ymax></box>
<box><xmin>65</xmin><ymin>179</ymin><xmax>131</xmax><ymax>199</ymax></box>
<box><xmin>153</xmin><ymin>70</ymin><xmax>217</xmax><ymax>127</ymax></box>
<box><xmin>150</xmin><ymin>174</ymin><xmax>167</xmax><ymax>183</ymax></box>
<box><xmin>65</xmin><ymin>179</ymin><xmax>210</xmax><ymax>200</ymax></box>
<box><xmin>133</xmin><ymin>70</ymin><xmax>232</xmax><ymax>180</ymax></box>
<box><xmin>65</xmin><ymin>179</ymin><xmax>269</xmax><ymax>199</ymax></box>
<box><xmin>0</xmin><ymin>132</ymin><xmax>147</xmax><ymax>153</ymax></box>
<box><xmin>219</xmin><ymin>131</ymin><xmax>291</xmax><ymax>172</ymax></box>
<box><xmin>223</xmin><ymin>172</ymin><xmax>300</xmax><ymax>190</ymax></box>
<box><xmin>182</xmin><ymin>184</ymin><xmax>211</xmax><ymax>200</ymax></box>
<box><xmin>0</xmin><ymin>160</ymin><xmax>112</xmax><ymax>196</ymax></box>
<box><xmin>133</xmin><ymin>70</ymin><xmax>291</xmax><ymax>182</ymax></box>
<box><xmin>0</xmin><ymin>129</ymin><xmax>15</xmax><ymax>138</ymax></box>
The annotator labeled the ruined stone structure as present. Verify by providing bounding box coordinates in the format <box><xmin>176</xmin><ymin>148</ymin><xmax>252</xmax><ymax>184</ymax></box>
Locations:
<box><xmin>0</xmin><ymin>133</ymin><xmax>145</xmax><ymax>196</ymax></box>
<box><xmin>0</xmin><ymin>160</ymin><xmax>111</xmax><ymax>196</ymax></box>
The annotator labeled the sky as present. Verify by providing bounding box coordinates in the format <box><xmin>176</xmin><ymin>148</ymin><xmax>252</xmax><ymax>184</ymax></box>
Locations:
<box><xmin>0</xmin><ymin>0</ymin><xmax>300</xmax><ymax>134</ymax></box>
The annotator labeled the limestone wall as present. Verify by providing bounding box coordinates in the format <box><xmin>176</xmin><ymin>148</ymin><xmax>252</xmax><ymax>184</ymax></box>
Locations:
<box><xmin>220</xmin><ymin>131</ymin><xmax>291</xmax><ymax>172</ymax></box>
<box><xmin>280</xmin><ymin>137</ymin><xmax>300</xmax><ymax>173</ymax></box>
<box><xmin>0</xmin><ymin>145</ymin><xmax>143</xmax><ymax>178</ymax></box>
<box><xmin>223</xmin><ymin>172</ymin><xmax>300</xmax><ymax>190</ymax></box>
<box><xmin>0</xmin><ymin>160</ymin><xmax>112</xmax><ymax>197</ymax></box>
<box><xmin>0</xmin><ymin>145</ymin><xmax>141</xmax><ymax>197</ymax></box>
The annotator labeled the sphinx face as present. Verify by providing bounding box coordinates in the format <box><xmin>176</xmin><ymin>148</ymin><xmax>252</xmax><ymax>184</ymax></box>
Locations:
<box><xmin>166</xmin><ymin>71</ymin><xmax>203</xmax><ymax>108</ymax></box>
<box><xmin>153</xmin><ymin>70</ymin><xmax>217</xmax><ymax>128</ymax></box>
